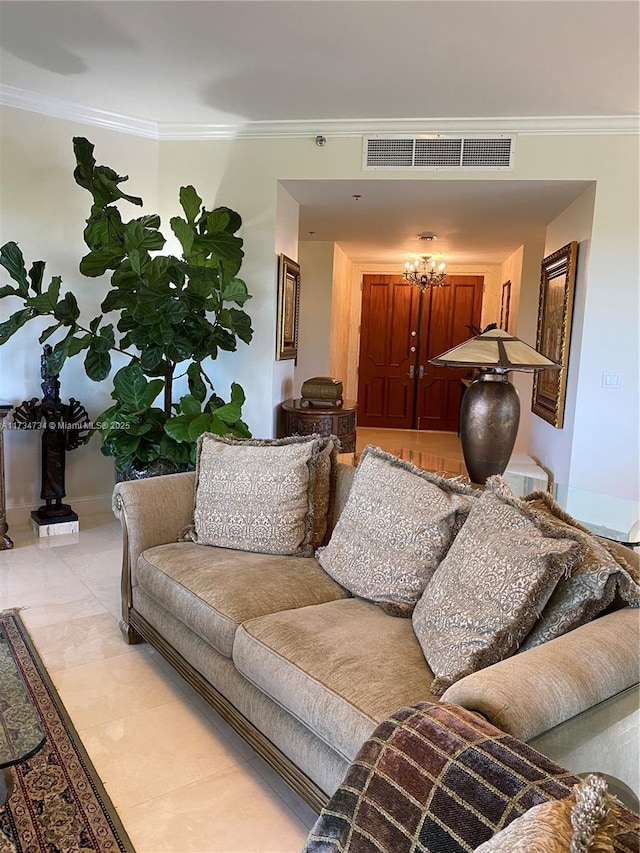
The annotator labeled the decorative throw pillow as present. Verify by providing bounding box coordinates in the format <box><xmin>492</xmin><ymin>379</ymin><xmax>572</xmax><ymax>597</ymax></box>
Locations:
<box><xmin>315</xmin><ymin>446</ymin><xmax>477</xmax><ymax>615</ymax></box>
<box><xmin>474</xmin><ymin>774</ymin><xmax>618</xmax><ymax>852</ymax></box>
<box><xmin>412</xmin><ymin>476</ymin><xmax>587</xmax><ymax>696</ymax></box>
<box><xmin>181</xmin><ymin>433</ymin><xmax>338</xmax><ymax>556</ymax></box>
<box><xmin>519</xmin><ymin>491</ymin><xmax>640</xmax><ymax>650</ymax></box>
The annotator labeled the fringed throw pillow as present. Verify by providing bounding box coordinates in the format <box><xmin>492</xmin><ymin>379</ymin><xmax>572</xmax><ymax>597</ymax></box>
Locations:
<box><xmin>412</xmin><ymin>476</ymin><xmax>587</xmax><ymax>695</ymax></box>
<box><xmin>519</xmin><ymin>492</ymin><xmax>640</xmax><ymax>650</ymax></box>
<box><xmin>474</xmin><ymin>774</ymin><xmax>619</xmax><ymax>852</ymax></box>
<box><xmin>179</xmin><ymin>433</ymin><xmax>338</xmax><ymax>556</ymax></box>
<box><xmin>316</xmin><ymin>445</ymin><xmax>477</xmax><ymax>616</ymax></box>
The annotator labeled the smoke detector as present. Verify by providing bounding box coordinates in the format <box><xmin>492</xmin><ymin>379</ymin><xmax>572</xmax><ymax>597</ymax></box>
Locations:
<box><xmin>418</xmin><ymin>233</ymin><xmax>437</xmax><ymax>242</ymax></box>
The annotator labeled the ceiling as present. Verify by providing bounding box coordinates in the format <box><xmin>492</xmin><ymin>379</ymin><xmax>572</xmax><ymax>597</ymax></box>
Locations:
<box><xmin>0</xmin><ymin>1</ymin><xmax>637</xmax><ymax>266</ymax></box>
<box><xmin>283</xmin><ymin>178</ymin><xmax>592</xmax><ymax>264</ymax></box>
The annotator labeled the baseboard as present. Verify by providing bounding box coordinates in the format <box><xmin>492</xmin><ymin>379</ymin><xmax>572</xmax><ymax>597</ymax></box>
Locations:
<box><xmin>7</xmin><ymin>494</ymin><xmax>114</xmax><ymax>530</ymax></box>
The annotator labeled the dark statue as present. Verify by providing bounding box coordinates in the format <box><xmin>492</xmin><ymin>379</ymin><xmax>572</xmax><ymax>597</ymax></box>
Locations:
<box><xmin>13</xmin><ymin>346</ymin><xmax>90</xmax><ymax>521</ymax></box>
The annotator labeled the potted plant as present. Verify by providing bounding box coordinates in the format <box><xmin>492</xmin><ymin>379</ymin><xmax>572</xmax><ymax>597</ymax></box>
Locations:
<box><xmin>0</xmin><ymin>137</ymin><xmax>253</xmax><ymax>476</ymax></box>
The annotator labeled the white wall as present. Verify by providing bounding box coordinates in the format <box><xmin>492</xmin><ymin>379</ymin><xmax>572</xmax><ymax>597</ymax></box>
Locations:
<box><xmin>0</xmin><ymin>107</ymin><xmax>159</xmax><ymax>517</ymax></box>
<box><xmin>529</xmin><ymin>186</ymin><xmax>597</xmax><ymax>487</ymax></box>
<box><xmin>1</xmin><ymin>110</ymin><xmax>638</xmax><ymax>517</ymax></box>
<box><xmin>328</xmin><ymin>243</ymin><xmax>353</xmax><ymax>392</ymax></box>
<box><xmin>294</xmin><ymin>241</ymin><xmax>334</xmax><ymax>391</ymax></box>
<box><xmin>273</xmin><ymin>183</ymin><xmax>299</xmax><ymax>432</ymax></box>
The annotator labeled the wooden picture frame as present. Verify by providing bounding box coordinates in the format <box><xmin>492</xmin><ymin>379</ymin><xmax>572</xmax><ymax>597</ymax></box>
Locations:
<box><xmin>531</xmin><ymin>241</ymin><xmax>578</xmax><ymax>428</ymax></box>
<box><xmin>500</xmin><ymin>280</ymin><xmax>511</xmax><ymax>331</ymax></box>
<box><xmin>276</xmin><ymin>254</ymin><xmax>300</xmax><ymax>361</ymax></box>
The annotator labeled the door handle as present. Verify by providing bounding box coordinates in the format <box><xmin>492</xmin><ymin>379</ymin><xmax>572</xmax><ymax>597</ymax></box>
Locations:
<box><xmin>418</xmin><ymin>365</ymin><xmax>425</xmax><ymax>379</ymax></box>
<box><xmin>408</xmin><ymin>365</ymin><xmax>414</xmax><ymax>379</ymax></box>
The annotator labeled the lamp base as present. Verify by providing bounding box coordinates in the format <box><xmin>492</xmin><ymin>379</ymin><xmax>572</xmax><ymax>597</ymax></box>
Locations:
<box><xmin>460</xmin><ymin>374</ymin><xmax>520</xmax><ymax>485</ymax></box>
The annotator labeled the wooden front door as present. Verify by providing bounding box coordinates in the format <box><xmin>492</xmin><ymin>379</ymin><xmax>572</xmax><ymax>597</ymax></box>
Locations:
<box><xmin>357</xmin><ymin>274</ymin><xmax>483</xmax><ymax>431</ymax></box>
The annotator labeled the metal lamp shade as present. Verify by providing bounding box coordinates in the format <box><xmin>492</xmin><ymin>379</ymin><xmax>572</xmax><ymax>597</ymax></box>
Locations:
<box><xmin>460</xmin><ymin>375</ymin><xmax>520</xmax><ymax>485</ymax></box>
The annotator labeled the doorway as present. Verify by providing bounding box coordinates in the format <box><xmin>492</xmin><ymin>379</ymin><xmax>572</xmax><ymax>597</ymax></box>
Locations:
<box><xmin>356</xmin><ymin>274</ymin><xmax>483</xmax><ymax>430</ymax></box>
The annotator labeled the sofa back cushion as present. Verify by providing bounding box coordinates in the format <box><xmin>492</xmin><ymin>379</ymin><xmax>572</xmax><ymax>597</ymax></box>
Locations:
<box><xmin>412</xmin><ymin>476</ymin><xmax>588</xmax><ymax>696</ymax></box>
<box><xmin>183</xmin><ymin>433</ymin><xmax>337</xmax><ymax>556</ymax></box>
<box><xmin>316</xmin><ymin>446</ymin><xmax>476</xmax><ymax>615</ymax></box>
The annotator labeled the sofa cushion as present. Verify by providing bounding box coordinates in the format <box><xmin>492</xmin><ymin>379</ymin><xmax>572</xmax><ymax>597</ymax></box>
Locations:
<box><xmin>316</xmin><ymin>446</ymin><xmax>476</xmax><ymax>615</ymax></box>
<box><xmin>233</xmin><ymin>597</ymin><xmax>440</xmax><ymax>763</ymax></box>
<box><xmin>412</xmin><ymin>476</ymin><xmax>587</xmax><ymax>696</ymax></box>
<box><xmin>519</xmin><ymin>491</ymin><xmax>640</xmax><ymax>650</ymax></box>
<box><xmin>184</xmin><ymin>433</ymin><xmax>337</xmax><ymax>556</ymax></box>
<box><xmin>136</xmin><ymin>542</ymin><xmax>349</xmax><ymax>658</ymax></box>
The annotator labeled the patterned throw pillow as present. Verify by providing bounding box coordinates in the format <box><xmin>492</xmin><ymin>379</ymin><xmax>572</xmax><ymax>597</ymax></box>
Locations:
<box><xmin>519</xmin><ymin>492</ymin><xmax>640</xmax><ymax>650</ymax></box>
<box><xmin>183</xmin><ymin>433</ymin><xmax>337</xmax><ymax>556</ymax></box>
<box><xmin>474</xmin><ymin>774</ymin><xmax>618</xmax><ymax>852</ymax></box>
<box><xmin>412</xmin><ymin>476</ymin><xmax>587</xmax><ymax>696</ymax></box>
<box><xmin>316</xmin><ymin>446</ymin><xmax>477</xmax><ymax>615</ymax></box>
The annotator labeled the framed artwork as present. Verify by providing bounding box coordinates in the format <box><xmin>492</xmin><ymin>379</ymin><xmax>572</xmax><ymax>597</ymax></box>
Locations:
<box><xmin>276</xmin><ymin>254</ymin><xmax>300</xmax><ymax>360</ymax></box>
<box><xmin>531</xmin><ymin>241</ymin><xmax>578</xmax><ymax>428</ymax></box>
<box><xmin>500</xmin><ymin>280</ymin><xmax>511</xmax><ymax>331</ymax></box>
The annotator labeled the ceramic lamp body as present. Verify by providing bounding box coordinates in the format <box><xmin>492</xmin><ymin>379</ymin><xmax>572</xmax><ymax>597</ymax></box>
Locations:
<box><xmin>460</xmin><ymin>375</ymin><xmax>520</xmax><ymax>485</ymax></box>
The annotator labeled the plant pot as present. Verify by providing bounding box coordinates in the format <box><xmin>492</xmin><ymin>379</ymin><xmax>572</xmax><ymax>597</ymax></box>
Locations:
<box><xmin>115</xmin><ymin>458</ymin><xmax>191</xmax><ymax>482</ymax></box>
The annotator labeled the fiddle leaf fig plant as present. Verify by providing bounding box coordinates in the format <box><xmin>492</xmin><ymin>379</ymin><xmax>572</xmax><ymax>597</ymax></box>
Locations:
<box><xmin>0</xmin><ymin>137</ymin><xmax>253</xmax><ymax>473</ymax></box>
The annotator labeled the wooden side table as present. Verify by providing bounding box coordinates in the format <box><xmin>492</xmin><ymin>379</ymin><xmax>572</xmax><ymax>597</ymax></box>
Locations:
<box><xmin>0</xmin><ymin>404</ymin><xmax>13</xmax><ymax>549</ymax></box>
<box><xmin>280</xmin><ymin>399</ymin><xmax>357</xmax><ymax>454</ymax></box>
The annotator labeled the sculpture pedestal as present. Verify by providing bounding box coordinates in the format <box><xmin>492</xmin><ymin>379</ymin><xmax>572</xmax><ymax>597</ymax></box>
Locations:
<box><xmin>30</xmin><ymin>511</ymin><xmax>79</xmax><ymax>538</ymax></box>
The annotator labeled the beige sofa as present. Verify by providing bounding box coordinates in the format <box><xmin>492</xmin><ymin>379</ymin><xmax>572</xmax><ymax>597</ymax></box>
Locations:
<box><xmin>112</xmin><ymin>463</ymin><xmax>639</xmax><ymax>811</ymax></box>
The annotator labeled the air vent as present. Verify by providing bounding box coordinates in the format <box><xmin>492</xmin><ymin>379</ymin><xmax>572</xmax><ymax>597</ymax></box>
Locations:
<box><xmin>363</xmin><ymin>135</ymin><xmax>515</xmax><ymax>170</ymax></box>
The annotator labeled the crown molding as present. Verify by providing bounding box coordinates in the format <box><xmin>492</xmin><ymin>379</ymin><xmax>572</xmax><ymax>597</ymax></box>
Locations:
<box><xmin>1</xmin><ymin>86</ymin><xmax>638</xmax><ymax>140</ymax></box>
<box><xmin>0</xmin><ymin>86</ymin><xmax>158</xmax><ymax>139</ymax></box>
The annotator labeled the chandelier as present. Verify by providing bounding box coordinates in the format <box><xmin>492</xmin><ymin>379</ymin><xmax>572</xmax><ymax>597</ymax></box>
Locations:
<box><xmin>403</xmin><ymin>256</ymin><xmax>447</xmax><ymax>290</ymax></box>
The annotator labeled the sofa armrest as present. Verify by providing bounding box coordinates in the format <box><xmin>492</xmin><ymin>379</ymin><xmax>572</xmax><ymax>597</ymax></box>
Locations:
<box><xmin>441</xmin><ymin>607</ymin><xmax>639</xmax><ymax>742</ymax></box>
<box><xmin>113</xmin><ymin>471</ymin><xmax>196</xmax><ymax>634</ymax></box>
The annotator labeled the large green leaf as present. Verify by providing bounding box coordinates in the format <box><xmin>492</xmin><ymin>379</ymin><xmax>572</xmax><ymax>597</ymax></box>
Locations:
<box><xmin>83</xmin><ymin>208</ymin><xmax>124</xmax><ymax>252</ymax></box>
<box><xmin>162</xmin><ymin>415</ymin><xmax>191</xmax><ymax>443</ymax></box>
<box><xmin>160</xmin><ymin>297</ymin><xmax>188</xmax><ymax>325</ymax></box>
<box><xmin>208</xmin><ymin>206</ymin><xmax>242</xmax><ymax>234</ymax></box>
<box><xmin>73</xmin><ymin>137</ymin><xmax>143</xmax><ymax>208</ymax></box>
<box><xmin>28</xmin><ymin>261</ymin><xmax>46</xmax><ymax>294</ymax></box>
<box><xmin>66</xmin><ymin>333</ymin><xmax>93</xmax><ymax>357</ymax></box>
<box><xmin>178</xmin><ymin>394</ymin><xmax>202</xmax><ymax>417</ymax></box>
<box><xmin>0</xmin><ymin>243</ymin><xmax>29</xmax><ymax>295</ymax></box>
<box><xmin>159</xmin><ymin>434</ymin><xmax>191</xmax><ymax>463</ymax></box>
<box><xmin>187</xmin><ymin>413</ymin><xmax>212</xmax><ymax>440</ymax></box>
<box><xmin>205</xmin><ymin>209</ymin><xmax>230</xmax><ymax>234</ymax></box>
<box><xmin>54</xmin><ymin>292</ymin><xmax>80</xmax><ymax>324</ymax></box>
<box><xmin>212</xmin><ymin>382</ymin><xmax>245</xmax><ymax>425</ymax></box>
<box><xmin>179</xmin><ymin>186</ymin><xmax>203</xmax><ymax>225</ymax></box>
<box><xmin>139</xmin><ymin>346</ymin><xmax>164</xmax><ymax>373</ymax></box>
<box><xmin>213</xmin><ymin>325</ymin><xmax>238</xmax><ymax>352</ymax></box>
<box><xmin>112</xmin><ymin>363</ymin><xmax>164</xmax><ymax>411</ymax></box>
<box><xmin>221</xmin><ymin>277</ymin><xmax>251</xmax><ymax>307</ymax></box>
<box><xmin>123</xmin><ymin>220</ymin><xmax>165</xmax><ymax>254</ymax></box>
<box><xmin>197</xmin><ymin>232</ymin><xmax>244</xmax><ymax>264</ymax></box>
<box><xmin>79</xmin><ymin>248</ymin><xmax>125</xmax><ymax>277</ymax></box>
<box><xmin>187</xmin><ymin>363</ymin><xmax>207</xmax><ymax>402</ymax></box>
<box><xmin>39</xmin><ymin>321</ymin><xmax>63</xmax><ymax>343</ymax></box>
<box><xmin>94</xmin><ymin>324</ymin><xmax>115</xmax><ymax>352</ymax></box>
<box><xmin>170</xmin><ymin>217</ymin><xmax>195</xmax><ymax>257</ymax></box>
<box><xmin>217</xmin><ymin>308</ymin><xmax>253</xmax><ymax>344</ymax></box>
<box><xmin>0</xmin><ymin>308</ymin><xmax>35</xmax><ymax>345</ymax></box>
<box><xmin>84</xmin><ymin>347</ymin><xmax>111</xmax><ymax>381</ymax></box>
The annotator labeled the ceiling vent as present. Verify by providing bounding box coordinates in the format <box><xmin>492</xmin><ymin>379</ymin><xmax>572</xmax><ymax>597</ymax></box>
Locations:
<box><xmin>363</xmin><ymin>135</ymin><xmax>515</xmax><ymax>170</ymax></box>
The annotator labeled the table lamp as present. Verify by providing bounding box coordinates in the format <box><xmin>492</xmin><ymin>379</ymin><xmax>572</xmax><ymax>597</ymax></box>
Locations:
<box><xmin>429</xmin><ymin>328</ymin><xmax>561</xmax><ymax>484</ymax></box>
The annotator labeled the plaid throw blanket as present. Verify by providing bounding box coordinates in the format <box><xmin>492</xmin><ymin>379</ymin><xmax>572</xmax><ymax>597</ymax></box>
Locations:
<box><xmin>303</xmin><ymin>703</ymin><xmax>640</xmax><ymax>853</ymax></box>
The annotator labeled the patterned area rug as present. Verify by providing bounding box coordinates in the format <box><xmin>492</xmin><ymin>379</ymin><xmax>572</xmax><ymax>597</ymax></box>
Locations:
<box><xmin>0</xmin><ymin>609</ymin><xmax>135</xmax><ymax>852</ymax></box>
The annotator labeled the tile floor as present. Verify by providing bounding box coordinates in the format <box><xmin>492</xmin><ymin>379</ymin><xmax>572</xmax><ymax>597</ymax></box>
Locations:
<box><xmin>0</xmin><ymin>516</ymin><xmax>317</xmax><ymax>853</ymax></box>
<box><xmin>0</xmin><ymin>429</ymin><xmax>464</xmax><ymax>853</ymax></box>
